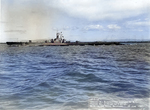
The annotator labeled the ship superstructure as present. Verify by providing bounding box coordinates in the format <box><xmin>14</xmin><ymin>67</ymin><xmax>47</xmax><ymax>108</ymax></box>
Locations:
<box><xmin>50</xmin><ymin>32</ymin><xmax>66</xmax><ymax>43</ymax></box>
<box><xmin>41</xmin><ymin>32</ymin><xmax>68</xmax><ymax>46</ymax></box>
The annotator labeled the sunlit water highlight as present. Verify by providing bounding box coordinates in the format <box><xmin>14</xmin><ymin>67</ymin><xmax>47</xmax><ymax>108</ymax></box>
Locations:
<box><xmin>0</xmin><ymin>44</ymin><xmax>150</xmax><ymax>110</ymax></box>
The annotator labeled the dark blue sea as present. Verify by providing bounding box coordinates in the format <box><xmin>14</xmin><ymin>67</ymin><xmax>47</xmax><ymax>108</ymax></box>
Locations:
<box><xmin>0</xmin><ymin>43</ymin><xmax>150</xmax><ymax>110</ymax></box>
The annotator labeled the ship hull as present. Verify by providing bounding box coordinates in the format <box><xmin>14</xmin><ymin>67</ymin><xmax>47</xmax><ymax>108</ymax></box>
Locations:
<box><xmin>39</xmin><ymin>43</ymin><xmax>69</xmax><ymax>46</ymax></box>
<box><xmin>6</xmin><ymin>42</ymin><xmax>24</xmax><ymax>45</ymax></box>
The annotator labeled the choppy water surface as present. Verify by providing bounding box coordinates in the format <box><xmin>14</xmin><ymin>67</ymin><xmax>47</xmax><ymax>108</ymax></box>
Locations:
<box><xmin>0</xmin><ymin>44</ymin><xmax>150</xmax><ymax>110</ymax></box>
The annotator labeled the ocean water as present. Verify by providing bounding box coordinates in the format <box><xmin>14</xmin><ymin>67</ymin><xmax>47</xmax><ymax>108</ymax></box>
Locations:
<box><xmin>0</xmin><ymin>43</ymin><xmax>150</xmax><ymax>110</ymax></box>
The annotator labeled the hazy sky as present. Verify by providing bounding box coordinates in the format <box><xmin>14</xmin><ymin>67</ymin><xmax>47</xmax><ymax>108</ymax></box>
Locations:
<box><xmin>0</xmin><ymin>0</ymin><xmax>150</xmax><ymax>42</ymax></box>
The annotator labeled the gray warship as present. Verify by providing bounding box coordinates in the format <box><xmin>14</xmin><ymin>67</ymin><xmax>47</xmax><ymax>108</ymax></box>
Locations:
<box><xmin>6</xmin><ymin>32</ymin><xmax>125</xmax><ymax>46</ymax></box>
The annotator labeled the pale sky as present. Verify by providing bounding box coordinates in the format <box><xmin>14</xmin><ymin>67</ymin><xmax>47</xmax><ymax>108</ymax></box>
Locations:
<box><xmin>0</xmin><ymin>0</ymin><xmax>150</xmax><ymax>42</ymax></box>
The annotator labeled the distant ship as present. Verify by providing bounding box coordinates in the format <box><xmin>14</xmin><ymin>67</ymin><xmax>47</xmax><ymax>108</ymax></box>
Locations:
<box><xmin>6</xmin><ymin>32</ymin><xmax>126</xmax><ymax>46</ymax></box>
